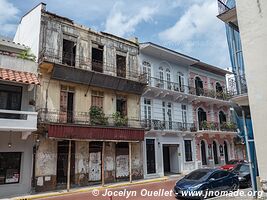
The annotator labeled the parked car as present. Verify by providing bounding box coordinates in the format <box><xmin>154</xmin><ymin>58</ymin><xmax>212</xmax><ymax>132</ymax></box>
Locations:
<box><xmin>232</xmin><ymin>163</ymin><xmax>251</xmax><ymax>188</ymax></box>
<box><xmin>220</xmin><ymin>159</ymin><xmax>247</xmax><ymax>171</ymax></box>
<box><xmin>173</xmin><ymin>168</ymin><xmax>239</xmax><ymax>199</ymax></box>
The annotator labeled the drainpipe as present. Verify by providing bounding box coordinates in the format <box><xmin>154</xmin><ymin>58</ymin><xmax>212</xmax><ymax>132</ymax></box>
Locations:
<box><xmin>242</xmin><ymin>110</ymin><xmax>256</xmax><ymax>195</ymax></box>
<box><xmin>129</xmin><ymin>142</ymin><xmax>132</xmax><ymax>183</ymax></box>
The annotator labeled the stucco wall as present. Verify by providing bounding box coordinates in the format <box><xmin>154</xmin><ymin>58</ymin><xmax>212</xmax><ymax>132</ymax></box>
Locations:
<box><xmin>0</xmin><ymin>132</ymin><xmax>34</xmax><ymax>198</ymax></box>
<box><xmin>236</xmin><ymin>0</ymin><xmax>267</xmax><ymax>182</ymax></box>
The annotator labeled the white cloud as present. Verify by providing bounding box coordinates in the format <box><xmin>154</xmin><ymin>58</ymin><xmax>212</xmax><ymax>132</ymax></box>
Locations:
<box><xmin>158</xmin><ymin>0</ymin><xmax>230</xmax><ymax>67</ymax></box>
<box><xmin>0</xmin><ymin>0</ymin><xmax>19</xmax><ymax>36</ymax></box>
<box><xmin>104</xmin><ymin>2</ymin><xmax>158</xmax><ymax>37</ymax></box>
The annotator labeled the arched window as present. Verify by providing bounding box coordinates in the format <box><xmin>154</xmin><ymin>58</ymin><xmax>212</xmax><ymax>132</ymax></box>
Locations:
<box><xmin>142</xmin><ymin>61</ymin><xmax>151</xmax><ymax>85</ymax></box>
<box><xmin>216</xmin><ymin>82</ymin><xmax>223</xmax><ymax>99</ymax></box>
<box><xmin>198</xmin><ymin>108</ymin><xmax>207</xmax><ymax>129</ymax></box>
<box><xmin>213</xmin><ymin>141</ymin><xmax>219</xmax><ymax>165</ymax></box>
<box><xmin>195</xmin><ymin>77</ymin><xmax>203</xmax><ymax>96</ymax></box>
<box><xmin>201</xmin><ymin>140</ymin><xmax>207</xmax><ymax>165</ymax></box>
<box><xmin>157</xmin><ymin>67</ymin><xmax>164</xmax><ymax>88</ymax></box>
<box><xmin>219</xmin><ymin>111</ymin><xmax>227</xmax><ymax>124</ymax></box>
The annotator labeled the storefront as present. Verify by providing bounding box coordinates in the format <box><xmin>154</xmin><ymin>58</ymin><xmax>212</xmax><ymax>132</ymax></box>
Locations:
<box><xmin>0</xmin><ymin>132</ymin><xmax>34</xmax><ymax>197</ymax></box>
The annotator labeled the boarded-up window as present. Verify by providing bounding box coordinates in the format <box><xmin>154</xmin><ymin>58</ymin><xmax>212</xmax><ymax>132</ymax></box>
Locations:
<box><xmin>91</xmin><ymin>90</ymin><xmax>104</xmax><ymax>109</ymax></box>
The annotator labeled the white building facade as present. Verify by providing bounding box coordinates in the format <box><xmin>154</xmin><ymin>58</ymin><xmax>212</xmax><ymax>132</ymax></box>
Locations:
<box><xmin>139</xmin><ymin>43</ymin><xmax>239</xmax><ymax>179</ymax></box>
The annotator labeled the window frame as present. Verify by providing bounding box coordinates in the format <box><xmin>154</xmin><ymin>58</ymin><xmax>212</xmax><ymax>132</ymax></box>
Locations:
<box><xmin>0</xmin><ymin>152</ymin><xmax>22</xmax><ymax>185</ymax></box>
<box><xmin>184</xmin><ymin>139</ymin><xmax>193</xmax><ymax>162</ymax></box>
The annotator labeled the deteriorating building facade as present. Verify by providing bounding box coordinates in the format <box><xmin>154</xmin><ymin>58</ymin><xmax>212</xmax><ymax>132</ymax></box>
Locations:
<box><xmin>14</xmin><ymin>3</ymin><xmax>146</xmax><ymax>192</ymax></box>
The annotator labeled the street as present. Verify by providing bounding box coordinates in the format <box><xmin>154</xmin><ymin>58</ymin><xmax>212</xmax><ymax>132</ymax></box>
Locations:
<box><xmin>38</xmin><ymin>179</ymin><xmax>177</xmax><ymax>200</ymax></box>
<box><xmin>36</xmin><ymin>178</ymin><xmax>254</xmax><ymax>200</ymax></box>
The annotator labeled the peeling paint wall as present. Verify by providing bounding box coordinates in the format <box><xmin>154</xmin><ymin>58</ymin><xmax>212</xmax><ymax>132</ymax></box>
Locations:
<box><xmin>104</xmin><ymin>142</ymin><xmax>116</xmax><ymax>183</ymax></box>
<box><xmin>35</xmin><ymin>138</ymin><xmax>57</xmax><ymax>192</ymax></box>
<box><xmin>131</xmin><ymin>142</ymin><xmax>143</xmax><ymax>180</ymax></box>
<box><xmin>75</xmin><ymin>141</ymin><xmax>89</xmax><ymax>186</ymax></box>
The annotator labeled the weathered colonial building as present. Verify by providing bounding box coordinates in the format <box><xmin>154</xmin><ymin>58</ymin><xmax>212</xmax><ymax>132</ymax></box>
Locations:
<box><xmin>0</xmin><ymin>38</ymin><xmax>39</xmax><ymax>197</ymax></box>
<box><xmin>139</xmin><ymin>43</ymin><xmax>239</xmax><ymax>178</ymax></box>
<box><xmin>14</xmin><ymin>3</ymin><xmax>146</xmax><ymax>192</ymax></box>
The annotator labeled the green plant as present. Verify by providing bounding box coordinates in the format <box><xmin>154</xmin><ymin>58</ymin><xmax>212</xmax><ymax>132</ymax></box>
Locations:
<box><xmin>201</xmin><ymin>120</ymin><xmax>208</xmax><ymax>130</ymax></box>
<box><xmin>89</xmin><ymin>106</ymin><xmax>108</xmax><ymax>125</ymax></box>
<box><xmin>18</xmin><ymin>48</ymin><xmax>36</xmax><ymax>61</ymax></box>
<box><xmin>112</xmin><ymin>112</ymin><xmax>128</xmax><ymax>127</ymax></box>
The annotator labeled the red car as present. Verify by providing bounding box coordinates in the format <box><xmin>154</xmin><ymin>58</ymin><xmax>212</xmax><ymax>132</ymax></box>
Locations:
<box><xmin>220</xmin><ymin>160</ymin><xmax>247</xmax><ymax>171</ymax></box>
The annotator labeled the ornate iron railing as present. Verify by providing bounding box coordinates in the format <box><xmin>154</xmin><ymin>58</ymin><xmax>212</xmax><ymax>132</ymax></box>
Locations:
<box><xmin>198</xmin><ymin>120</ymin><xmax>237</xmax><ymax>132</ymax></box>
<box><xmin>37</xmin><ymin>108</ymin><xmax>146</xmax><ymax>129</ymax></box>
<box><xmin>217</xmin><ymin>0</ymin><xmax>231</xmax><ymax>14</ymax></box>
<box><xmin>228</xmin><ymin>74</ymin><xmax>247</xmax><ymax>96</ymax></box>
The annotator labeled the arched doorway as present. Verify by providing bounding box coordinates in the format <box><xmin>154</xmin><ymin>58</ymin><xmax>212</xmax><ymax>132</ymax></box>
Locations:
<box><xmin>201</xmin><ymin>140</ymin><xmax>207</xmax><ymax>165</ymax></box>
<box><xmin>195</xmin><ymin>77</ymin><xmax>203</xmax><ymax>96</ymax></box>
<box><xmin>198</xmin><ymin>108</ymin><xmax>207</xmax><ymax>130</ymax></box>
<box><xmin>224</xmin><ymin>141</ymin><xmax>229</xmax><ymax>163</ymax></box>
<box><xmin>213</xmin><ymin>141</ymin><xmax>219</xmax><ymax>165</ymax></box>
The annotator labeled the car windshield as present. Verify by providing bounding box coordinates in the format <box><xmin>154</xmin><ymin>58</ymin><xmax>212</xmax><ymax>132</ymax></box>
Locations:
<box><xmin>227</xmin><ymin>160</ymin><xmax>238</xmax><ymax>164</ymax></box>
<box><xmin>185</xmin><ymin>170</ymin><xmax>209</xmax><ymax>180</ymax></box>
<box><xmin>234</xmin><ymin>165</ymin><xmax>249</xmax><ymax>173</ymax></box>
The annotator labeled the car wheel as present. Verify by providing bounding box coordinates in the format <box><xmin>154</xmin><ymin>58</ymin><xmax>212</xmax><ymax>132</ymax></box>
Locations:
<box><xmin>231</xmin><ymin>183</ymin><xmax>238</xmax><ymax>191</ymax></box>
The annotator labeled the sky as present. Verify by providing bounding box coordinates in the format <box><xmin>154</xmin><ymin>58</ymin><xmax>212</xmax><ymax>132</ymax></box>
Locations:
<box><xmin>0</xmin><ymin>0</ymin><xmax>231</xmax><ymax>68</ymax></box>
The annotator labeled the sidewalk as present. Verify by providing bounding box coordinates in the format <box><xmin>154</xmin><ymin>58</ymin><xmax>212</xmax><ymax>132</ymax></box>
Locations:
<box><xmin>9</xmin><ymin>175</ymin><xmax>180</xmax><ymax>200</ymax></box>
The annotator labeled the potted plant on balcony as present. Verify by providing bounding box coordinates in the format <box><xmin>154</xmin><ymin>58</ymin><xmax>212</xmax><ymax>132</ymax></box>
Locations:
<box><xmin>112</xmin><ymin>112</ymin><xmax>128</xmax><ymax>127</ymax></box>
<box><xmin>227</xmin><ymin>122</ymin><xmax>237</xmax><ymax>132</ymax></box>
<box><xmin>89</xmin><ymin>106</ymin><xmax>108</xmax><ymax>126</ymax></box>
<box><xmin>201</xmin><ymin>120</ymin><xmax>208</xmax><ymax>130</ymax></box>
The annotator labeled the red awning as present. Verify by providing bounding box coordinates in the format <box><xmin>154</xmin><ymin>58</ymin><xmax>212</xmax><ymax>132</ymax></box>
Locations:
<box><xmin>0</xmin><ymin>67</ymin><xmax>40</xmax><ymax>85</ymax></box>
<box><xmin>47</xmin><ymin>124</ymin><xmax>145</xmax><ymax>141</ymax></box>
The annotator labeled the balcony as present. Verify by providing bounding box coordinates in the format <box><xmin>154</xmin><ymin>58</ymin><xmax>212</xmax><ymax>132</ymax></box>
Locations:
<box><xmin>217</xmin><ymin>0</ymin><xmax>238</xmax><ymax>28</ymax></box>
<box><xmin>39</xmin><ymin>48</ymin><xmax>147</xmax><ymax>95</ymax></box>
<box><xmin>145</xmin><ymin>76</ymin><xmax>231</xmax><ymax>102</ymax></box>
<box><xmin>197</xmin><ymin>121</ymin><xmax>237</xmax><ymax>133</ymax></box>
<box><xmin>228</xmin><ymin>74</ymin><xmax>247</xmax><ymax>96</ymax></box>
<box><xmin>188</xmin><ymin>86</ymin><xmax>231</xmax><ymax>101</ymax></box>
<box><xmin>38</xmin><ymin>108</ymin><xmax>145</xmax><ymax>129</ymax></box>
<box><xmin>142</xmin><ymin>119</ymin><xmax>197</xmax><ymax>132</ymax></box>
<box><xmin>0</xmin><ymin>109</ymin><xmax>38</xmax><ymax>132</ymax></box>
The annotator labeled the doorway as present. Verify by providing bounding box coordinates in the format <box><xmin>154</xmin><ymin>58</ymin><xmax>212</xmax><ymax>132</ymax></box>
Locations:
<box><xmin>56</xmin><ymin>140</ymin><xmax>75</xmax><ymax>187</ymax></box>
<box><xmin>89</xmin><ymin>142</ymin><xmax>102</xmax><ymax>182</ymax></box>
<box><xmin>213</xmin><ymin>141</ymin><xmax>219</xmax><ymax>165</ymax></box>
<box><xmin>163</xmin><ymin>144</ymin><xmax>179</xmax><ymax>175</ymax></box>
<box><xmin>224</xmin><ymin>141</ymin><xmax>229</xmax><ymax>163</ymax></box>
<box><xmin>201</xmin><ymin>140</ymin><xmax>207</xmax><ymax>166</ymax></box>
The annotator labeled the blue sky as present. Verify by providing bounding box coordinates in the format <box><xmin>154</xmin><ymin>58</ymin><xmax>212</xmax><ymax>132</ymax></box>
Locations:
<box><xmin>0</xmin><ymin>0</ymin><xmax>230</xmax><ymax>68</ymax></box>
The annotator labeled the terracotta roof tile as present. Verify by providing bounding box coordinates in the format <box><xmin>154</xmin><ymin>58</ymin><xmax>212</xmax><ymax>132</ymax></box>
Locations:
<box><xmin>0</xmin><ymin>67</ymin><xmax>40</xmax><ymax>85</ymax></box>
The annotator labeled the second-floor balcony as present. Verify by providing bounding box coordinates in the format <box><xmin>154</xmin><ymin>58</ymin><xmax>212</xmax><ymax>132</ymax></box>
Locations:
<box><xmin>38</xmin><ymin>108</ymin><xmax>145</xmax><ymax>129</ymax></box>
<box><xmin>142</xmin><ymin>119</ymin><xmax>237</xmax><ymax>133</ymax></box>
<box><xmin>142</xmin><ymin>119</ymin><xmax>196</xmax><ymax>132</ymax></box>
<box><xmin>198</xmin><ymin>120</ymin><xmax>237</xmax><ymax>133</ymax></box>
<box><xmin>0</xmin><ymin>109</ymin><xmax>38</xmax><ymax>132</ymax></box>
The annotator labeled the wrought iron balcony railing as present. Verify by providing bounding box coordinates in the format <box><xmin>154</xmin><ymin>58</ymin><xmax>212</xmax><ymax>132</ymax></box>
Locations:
<box><xmin>198</xmin><ymin>120</ymin><xmax>237</xmax><ymax>132</ymax></box>
<box><xmin>228</xmin><ymin>74</ymin><xmax>247</xmax><ymax>96</ymax></box>
<box><xmin>38</xmin><ymin>47</ymin><xmax>147</xmax><ymax>83</ymax></box>
<box><xmin>142</xmin><ymin>119</ymin><xmax>197</xmax><ymax>132</ymax></box>
<box><xmin>148</xmin><ymin>76</ymin><xmax>231</xmax><ymax>101</ymax></box>
<box><xmin>38</xmin><ymin>108</ymin><xmax>146</xmax><ymax>129</ymax></box>
<box><xmin>217</xmin><ymin>0</ymin><xmax>231</xmax><ymax>15</ymax></box>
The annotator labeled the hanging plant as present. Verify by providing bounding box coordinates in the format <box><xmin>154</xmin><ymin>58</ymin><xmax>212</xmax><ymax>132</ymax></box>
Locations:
<box><xmin>89</xmin><ymin>106</ymin><xmax>108</xmax><ymax>126</ymax></box>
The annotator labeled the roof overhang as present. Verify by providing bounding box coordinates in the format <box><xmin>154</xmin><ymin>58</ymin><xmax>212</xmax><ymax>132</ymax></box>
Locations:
<box><xmin>140</xmin><ymin>42</ymin><xmax>199</xmax><ymax>66</ymax></box>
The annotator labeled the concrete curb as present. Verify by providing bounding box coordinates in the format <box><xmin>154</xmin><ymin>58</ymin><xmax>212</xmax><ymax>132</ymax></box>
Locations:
<box><xmin>11</xmin><ymin>176</ymin><xmax>170</xmax><ymax>200</ymax></box>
